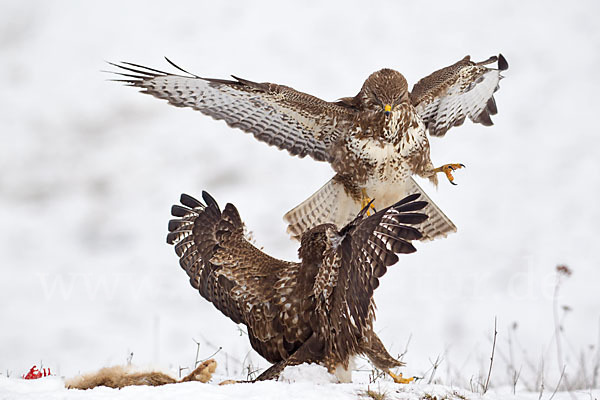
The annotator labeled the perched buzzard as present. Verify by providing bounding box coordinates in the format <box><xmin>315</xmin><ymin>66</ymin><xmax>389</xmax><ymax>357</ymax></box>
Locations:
<box><xmin>112</xmin><ymin>54</ymin><xmax>507</xmax><ymax>240</ymax></box>
<box><xmin>166</xmin><ymin>191</ymin><xmax>428</xmax><ymax>382</ymax></box>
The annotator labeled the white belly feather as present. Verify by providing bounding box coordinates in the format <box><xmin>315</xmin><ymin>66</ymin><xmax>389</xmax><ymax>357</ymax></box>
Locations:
<box><xmin>347</xmin><ymin>111</ymin><xmax>428</xmax><ymax>211</ymax></box>
<box><xmin>351</xmin><ymin>122</ymin><xmax>426</xmax><ymax>181</ymax></box>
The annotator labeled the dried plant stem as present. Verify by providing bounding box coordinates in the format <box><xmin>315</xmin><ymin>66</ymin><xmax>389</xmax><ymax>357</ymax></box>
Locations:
<box><xmin>427</xmin><ymin>354</ymin><xmax>443</xmax><ymax>384</ymax></box>
<box><xmin>553</xmin><ymin>278</ymin><xmax>564</xmax><ymax>373</ymax></box>
<box><xmin>538</xmin><ymin>371</ymin><xmax>544</xmax><ymax>400</ymax></box>
<box><xmin>398</xmin><ymin>334</ymin><xmax>412</xmax><ymax>362</ymax></box>
<box><xmin>483</xmin><ymin>317</ymin><xmax>498</xmax><ymax>394</ymax></box>
<box><xmin>548</xmin><ymin>365</ymin><xmax>566</xmax><ymax>400</ymax></box>
<box><xmin>200</xmin><ymin>346</ymin><xmax>222</xmax><ymax>364</ymax></box>
<box><xmin>512</xmin><ymin>366</ymin><xmax>522</xmax><ymax>395</ymax></box>
<box><xmin>193</xmin><ymin>338</ymin><xmax>201</xmax><ymax>367</ymax></box>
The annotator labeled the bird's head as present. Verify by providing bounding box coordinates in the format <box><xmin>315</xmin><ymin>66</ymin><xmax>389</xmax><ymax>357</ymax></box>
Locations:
<box><xmin>298</xmin><ymin>223</ymin><xmax>340</xmax><ymax>263</ymax></box>
<box><xmin>359</xmin><ymin>69</ymin><xmax>409</xmax><ymax>117</ymax></box>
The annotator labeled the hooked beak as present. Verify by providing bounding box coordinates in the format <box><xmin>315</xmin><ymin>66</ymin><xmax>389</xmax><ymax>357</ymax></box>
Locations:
<box><xmin>384</xmin><ymin>104</ymin><xmax>391</xmax><ymax>117</ymax></box>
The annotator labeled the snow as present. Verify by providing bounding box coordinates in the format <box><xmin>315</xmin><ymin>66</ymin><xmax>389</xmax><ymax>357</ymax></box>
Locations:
<box><xmin>1</xmin><ymin>365</ymin><xmax>598</xmax><ymax>400</ymax></box>
<box><xmin>278</xmin><ymin>363</ymin><xmax>338</xmax><ymax>384</ymax></box>
<box><xmin>1</xmin><ymin>0</ymin><xmax>600</xmax><ymax>399</ymax></box>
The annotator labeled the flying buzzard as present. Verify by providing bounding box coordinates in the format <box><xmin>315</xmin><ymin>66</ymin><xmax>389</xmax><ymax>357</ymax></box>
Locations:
<box><xmin>112</xmin><ymin>54</ymin><xmax>507</xmax><ymax>240</ymax></box>
<box><xmin>166</xmin><ymin>191</ymin><xmax>428</xmax><ymax>382</ymax></box>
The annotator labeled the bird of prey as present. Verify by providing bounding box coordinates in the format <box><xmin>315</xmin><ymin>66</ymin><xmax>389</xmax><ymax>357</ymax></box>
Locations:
<box><xmin>111</xmin><ymin>54</ymin><xmax>507</xmax><ymax>240</ymax></box>
<box><xmin>166</xmin><ymin>191</ymin><xmax>428</xmax><ymax>382</ymax></box>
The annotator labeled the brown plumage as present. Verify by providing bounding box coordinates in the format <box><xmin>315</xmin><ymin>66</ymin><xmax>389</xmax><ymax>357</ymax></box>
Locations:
<box><xmin>111</xmin><ymin>54</ymin><xmax>507</xmax><ymax>241</ymax></box>
<box><xmin>166</xmin><ymin>191</ymin><xmax>428</xmax><ymax>381</ymax></box>
<box><xmin>411</xmin><ymin>54</ymin><xmax>509</xmax><ymax>137</ymax></box>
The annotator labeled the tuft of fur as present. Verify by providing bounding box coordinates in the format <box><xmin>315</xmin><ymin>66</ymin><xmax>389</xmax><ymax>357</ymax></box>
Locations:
<box><xmin>66</xmin><ymin>359</ymin><xmax>217</xmax><ymax>390</ymax></box>
<box><xmin>179</xmin><ymin>359</ymin><xmax>217</xmax><ymax>383</ymax></box>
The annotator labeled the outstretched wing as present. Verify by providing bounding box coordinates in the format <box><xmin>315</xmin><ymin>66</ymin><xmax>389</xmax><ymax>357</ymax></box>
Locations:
<box><xmin>411</xmin><ymin>54</ymin><xmax>508</xmax><ymax>137</ymax></box>
<box><xmin>110</xmin><ymin>59</ymin><xmax>356</xmax><ymax>162</ymax></box>
<box><xmin>336</xmin><ymin>194</ymin><xmax>429</xmax><ymax>331</ymax></box>
<box><xmin>166</xmin><ymin>191</ymin><xmax>294</xmax><ymax>343</ymax></box>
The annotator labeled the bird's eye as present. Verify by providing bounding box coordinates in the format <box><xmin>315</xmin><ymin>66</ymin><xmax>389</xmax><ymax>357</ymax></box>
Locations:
<box><xmin>372</xmin><ymin>93</ymin><xmax>384</xmax><ymax>107</ymax></box>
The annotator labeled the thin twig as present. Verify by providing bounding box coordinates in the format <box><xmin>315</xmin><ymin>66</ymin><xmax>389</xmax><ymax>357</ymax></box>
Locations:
<box><xmin>483</xmin><ymin>317</ymin><xmax>498</xmax><ymax>394</ymax></box>
<box><xmin>241</xmin><ymin>349</ymin><xmax>253</xmax><ymax>375</ymax></box>
<box><xmin>512</xmin><ymin>365</ymin><xmax>522</xmax><ymax>395</ymax></box>
<box><xmin>553</xmin><ymin>277</ymin><xmax>564</xmax><ymax>375</ymax></box>
<box><xmin>538</xmin><ymin>358</ymin><xmax>545</xmax><ymax>400</ymax></box>
<box><xmin>578</xmin><ymin>350</ymin><xmax>589</xmax><ymax>389</ymax></box>
<box><xmin>513</xmin><ymin>332</ymin><xmax>541</xmax><ymax>391</ymax></box>
<box><xmin>592</xmin><ymin>317</ymin><xmax>600</xmax><ymax>388</ymax></box>
<box><xmin>366</xmin><ymin>359</ymin><xmax>386</xmax><ymax>384</ymax></box>
<box><xmin>507</xmin><ymin>322</ymin><xmax>521</xmax><ymax>393</ymax></box>
<box><xmin>245</xmin><ymin>360</ymin><xmax>260</xmax><ymax>381</ymax></box>
<box><xmin>548</xmin><ymin>365</ymin><xmax>566</xmax><ymax>400</ymax></box>
<box><xmin>553</xmin><ymin>265</ymin><xmax>572</xmax><ymax>381</ymax></box>
<box><xmin>398</xmin><ymin>334</ymin><xmax>412</xmax><ymax>362</ymax></box>
<box><xmin>178</xmin><ymin>365</ymin><xmax>189</xmax><ymax>378</ymax></box>
<box><xmin>199</xmin><ymin>346</ymin><xmax>222</xmax><ymax>364</ymax></box>
<box><xmin>427</xmin><ymin>354</ymin><xmax>443</xmax><ymax>384</ymax></box>
<box><xmin>193</xmin><ymin>338</ymin><xmax>201</xmax><ymax>367</ymax></box>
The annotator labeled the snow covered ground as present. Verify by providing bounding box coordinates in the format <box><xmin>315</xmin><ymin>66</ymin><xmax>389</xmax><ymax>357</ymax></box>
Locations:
<box><xmin>1</xmin><ymin>364</ymin><xmax>598</xmax><ymax>400</ymax></box>
<box><xmin>1</xmin><ymin>0</ymin><xmax>599</xmax><ymax>399</ymax></box>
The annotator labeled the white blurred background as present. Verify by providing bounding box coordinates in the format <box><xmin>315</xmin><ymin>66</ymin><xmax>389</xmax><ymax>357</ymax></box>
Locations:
<box><xmin>1</xmin><ymin>0</ymin><xmax>598</xmax><ymax>390</ymax></box>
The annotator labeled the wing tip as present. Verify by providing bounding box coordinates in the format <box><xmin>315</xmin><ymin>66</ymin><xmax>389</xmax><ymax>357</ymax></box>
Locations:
<box><xmin>498</xmin><ymin>54</ymin><xmax>509</xmax><ymax>71</ymax></box>
<box><xmin>171</xmin><ymin>204</ymin><xmax>192</xmax><ymax>218</ymax></box>
<box><xmin>180</xmin><ymin>193</ymin><xmax>203</xmax><ymax>209</ymax></box>
<box><xmin>487</xmin><ymin>97</ymin><xmax>498</xmax><ymax>115</ymax></box>
<box><xmin>166</xmin><ymin>231</ymin><xmax>178</xmax><ymax>245</ymax></box>
<box><xmin>167</xmin><ymin>219</ymin><xmax>182</xmax><ymax>233</ymax></box>
<box><xmin>201</xmin><ymin>191</ymin><xmax>220</xmax><ymax>211</ymax></box>
<box><xmin>476</xmin><ymin>110</ymin><xmax>494</xmax><ymax>126</ymax></box>
<box><xmin>164</xmin><ymin>56</ymin><xmax>200</xmax><ymax>78</ymax></box>
<box><xmin>398</xmin><ymin>193</ymin><xmax>420</xmax><ymax>204</ymax></box>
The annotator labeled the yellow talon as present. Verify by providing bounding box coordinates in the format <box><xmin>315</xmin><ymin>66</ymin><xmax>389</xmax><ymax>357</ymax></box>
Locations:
<box><xmin>433</xmin><ymin>163</ymin><xmax>465</xmax><ymax>185</ymax></box>
<box><xmin>361</xmin><ymin>189</ymin><xmax>377</xmax><ymax>216</ymax></box>
<box><xmin>388</xmin><ymin>371</ymin><xmax>414</xmax><ymax>384</ymax></box>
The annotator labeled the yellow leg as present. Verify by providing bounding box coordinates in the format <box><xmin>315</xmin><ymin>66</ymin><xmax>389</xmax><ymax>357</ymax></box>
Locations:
<box><xmin>360</xmin><ymin>188</ymin><xmax>377</xmax><ymax>216</ymax></box>
<box><xmin>388</xmin><ymin>371</ymin><xmax>415</xmax><ymax>384</ymax></box>
<box><xmin>433</xmin><ymin>163</ymin><xmax>465</xmax><ymax>185</ymax></box>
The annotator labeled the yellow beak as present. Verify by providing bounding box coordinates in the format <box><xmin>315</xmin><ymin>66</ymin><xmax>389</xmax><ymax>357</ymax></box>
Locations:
<box><xmin>384</xmin><ymin>104</ymin><xmax>392</xmax><ymax>115</ymax></box>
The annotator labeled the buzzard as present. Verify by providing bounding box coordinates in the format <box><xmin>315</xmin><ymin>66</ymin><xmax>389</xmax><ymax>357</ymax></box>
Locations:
<box><xmin>166</xmin><ymin>191</ymin><xmax>428</xmax><ymax>382</ymax></box>
<box><xmin>112</xmin><ymin>54</ymin><xmax>507</xmax><ymax>240</ymax></box>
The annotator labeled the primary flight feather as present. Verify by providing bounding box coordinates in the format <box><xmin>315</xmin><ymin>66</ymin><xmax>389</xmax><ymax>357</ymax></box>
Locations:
<box><xmin>112</xmin><ymin>54</ymin><xmax>507</xmax><ymax>240</ymax></box>
<box><xmin>167</xmin><ymin>191</ymin><xmax>428</xmax><ymax>382</ymax></box>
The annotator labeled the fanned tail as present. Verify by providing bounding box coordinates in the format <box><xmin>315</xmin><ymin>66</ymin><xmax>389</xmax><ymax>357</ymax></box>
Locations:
<box><xmin>284</xmin><ymin>176</ymin><xmax>456</xmax><ymax>242</ymax></box>
<box><xmin>283</xmin><ymin>178</ymin><xmax>357</xmax><ymax>240</ymax></box>
<box><xmin>403</xmin><ymin>177</ymin><xmax>456</xmax><ymax>241</ymax></box>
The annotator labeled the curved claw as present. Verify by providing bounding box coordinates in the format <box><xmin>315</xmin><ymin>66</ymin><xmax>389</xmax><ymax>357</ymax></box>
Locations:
<box><xmin>434</xmin><ymin>163</ymin><xmax>465</xmax><ymax>185</ymax></box>
<box><xmin>388</xmin><ymin>371</ymin><xmax>415</xmax><ymax>384</ymax></box>
<box><xmin>360</xmin><ymin>189</ymin><xmax>377</xmax><ymax>216</ymax></box>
